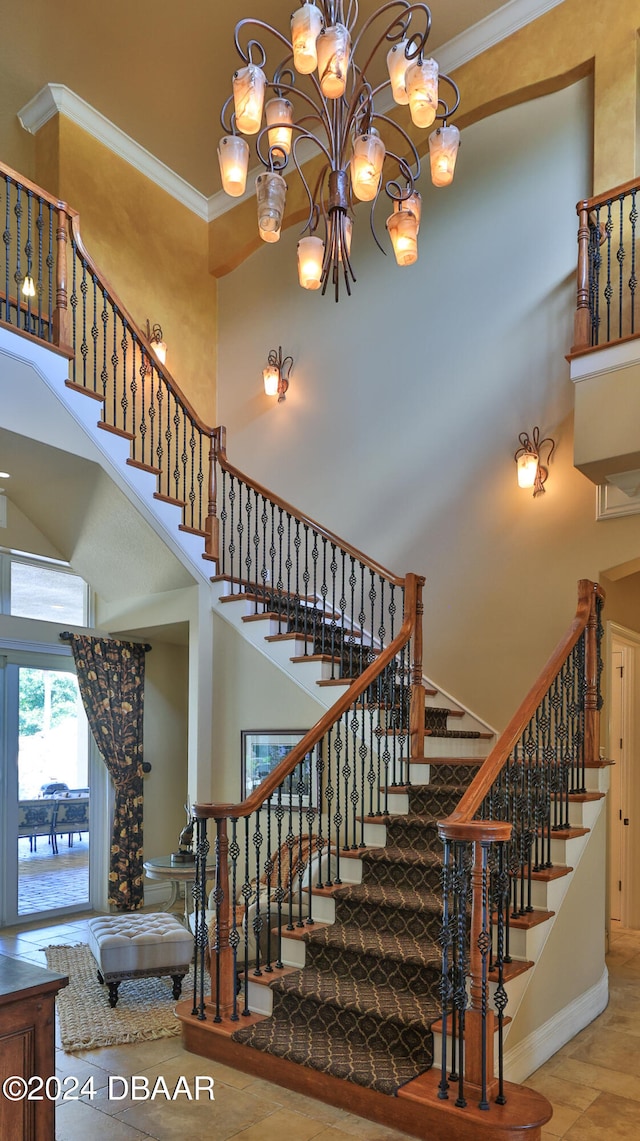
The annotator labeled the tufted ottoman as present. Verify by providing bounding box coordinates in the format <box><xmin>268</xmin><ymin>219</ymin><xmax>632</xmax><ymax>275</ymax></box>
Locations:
<box><xmin>87</xmin><ymin>913</ymin><xmax>193</xmax><ymax>1008</ymax></box>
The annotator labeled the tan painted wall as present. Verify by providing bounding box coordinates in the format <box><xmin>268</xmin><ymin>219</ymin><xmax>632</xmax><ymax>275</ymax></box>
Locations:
<box><xmin>211</xmin><ymin>612</ymin><xmax>327</xmax><ymax>805</ymax></box>
<box><xmin>505</xmin><ymin>807</ymin><xmax>607</xmax><ymax>1059</ymax></box>
<box><xmin>141</xmin><ymin>640</ymin><xmax>189</xmax><ymax>861</ymax></box>
<box><xmin>217</xmin><ymin>80</ymin><xmax>640</xmax><ymax>731</ymax></box>
<box><xmin>1</xmin><ymin>497</ymin><xmax>64</xmax><ymax>560</ymax></box>
<box><xmin>34</xmin><ymin>117</ymin><xmax>218</xmax><ymax>424</ymax></box>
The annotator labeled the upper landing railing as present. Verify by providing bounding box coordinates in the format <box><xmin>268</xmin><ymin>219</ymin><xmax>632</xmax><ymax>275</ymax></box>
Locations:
<box><xmin>572</xmin><ymin>177</ymin><xmax>640</xmax><ymax>354</ymax></box>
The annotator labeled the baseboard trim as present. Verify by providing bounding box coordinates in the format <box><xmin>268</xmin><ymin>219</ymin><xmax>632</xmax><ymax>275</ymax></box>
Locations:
<box><xmin>503</xmin><ymin>966</ymin><xmax>609</xmax><ymax>1083</ymax></box>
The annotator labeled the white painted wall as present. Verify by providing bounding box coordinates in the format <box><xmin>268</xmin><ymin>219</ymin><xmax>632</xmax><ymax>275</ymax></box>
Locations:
<box><xmin>216</xmin><ymin>79</ymin><xmax>640</xmax><ymax>730</ymax></box>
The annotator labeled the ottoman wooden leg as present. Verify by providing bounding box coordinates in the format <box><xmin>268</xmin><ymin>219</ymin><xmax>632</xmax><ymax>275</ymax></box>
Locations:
<box><xmin>107</xmin><ymin>981</ymin><xmax>120</xmax><ymax>1008</ymax></box>
<box><xmin>171</xmin><ymin>974</ymin><xmax>185</xmax><ymax>1000</ymax></box>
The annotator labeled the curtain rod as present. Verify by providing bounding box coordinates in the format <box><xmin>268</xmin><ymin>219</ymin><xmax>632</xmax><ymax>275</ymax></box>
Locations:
<box><xmin>59</xmin><ymin>631</ymin><xmax>152</xmax><ymax>652</ymax></box>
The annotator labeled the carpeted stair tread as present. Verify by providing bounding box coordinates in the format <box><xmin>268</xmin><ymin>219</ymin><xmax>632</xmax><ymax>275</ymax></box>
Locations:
<box><xmin>303</xmin><ymin>920</ymin><xmax>442</xmax><ymax>970</ymax></box>
<box><xmin>360</xmin><ymin>846</ymin><xmax>442</xmax><ymax>870</ymax></box>
<box><xmin>333</xmin><ymin>881</ymin><xmax>441</xmax><ymax>915</ymax></box>
<box><xmin>424</xmin><ymin>728</ymin><xmax>482</xmax><ymax>738</ymax></box>
<box><xmin>231</xmin><ymin>1012</ymin><xmax>433</xmax><ymax>1096</ymax></box>
<box><xmin>271</xmin><ymin>966</ymin><xmax>441</xmax><ymax>1031</ymax></box>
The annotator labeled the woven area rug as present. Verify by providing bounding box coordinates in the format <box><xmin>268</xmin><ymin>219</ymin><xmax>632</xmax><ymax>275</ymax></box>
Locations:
<box><xmin>44</xmin><ymin>943</ymin><xmax>193</xmax><ymax>1053</ymax></box>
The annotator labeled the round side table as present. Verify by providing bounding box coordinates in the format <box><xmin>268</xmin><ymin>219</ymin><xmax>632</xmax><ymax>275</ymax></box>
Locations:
<box><xmin>143</xmin><ymin>855</ymin><xmax>215</xmax><ymax>925</ymax></box>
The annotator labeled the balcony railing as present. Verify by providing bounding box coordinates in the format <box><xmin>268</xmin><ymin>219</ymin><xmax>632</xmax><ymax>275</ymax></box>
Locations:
<box><xmin>572</xmin><ymin>177</ymin><xmax>640</xmax><ymax>353</ymax></box>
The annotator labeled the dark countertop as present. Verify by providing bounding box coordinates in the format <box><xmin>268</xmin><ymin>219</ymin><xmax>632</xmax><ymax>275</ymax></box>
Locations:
<box><xmin>0</xmin><ymin>952</ymin><xmax>68</xmax><ymax>1005</ymax></box>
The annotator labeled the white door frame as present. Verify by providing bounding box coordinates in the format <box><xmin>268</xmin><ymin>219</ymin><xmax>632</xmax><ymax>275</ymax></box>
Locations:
<box><xmin>0</xmin><ymin>646</ymin><xmax>109</xmax><ymax>925</ymax></box>
<box><xmin>605</xmin><ymin>621</ymin><xmax>640</xmax><ymax>930</ymax></box>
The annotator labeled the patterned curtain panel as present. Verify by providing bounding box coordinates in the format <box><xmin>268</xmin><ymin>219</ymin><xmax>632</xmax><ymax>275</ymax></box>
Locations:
<box><xmin>66</xmin><ymin>635</ymin><xmax>148</xmax><ymax>910</ymax></box>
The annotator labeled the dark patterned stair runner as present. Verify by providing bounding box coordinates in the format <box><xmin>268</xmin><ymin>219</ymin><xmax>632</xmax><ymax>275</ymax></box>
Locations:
<box><xmin>231</xmin><ymin>762</ymin><xmax>478</xmax><ymax>1095</ymax></box>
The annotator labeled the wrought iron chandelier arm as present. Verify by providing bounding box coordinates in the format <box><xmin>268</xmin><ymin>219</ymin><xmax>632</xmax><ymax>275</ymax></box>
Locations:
<box><xmin>349</xmin><ymin>1</ymin><xmax>431</xmax><ymax>74</ymax></box>
<box><xmin>233</xmin><ymin>19</ymin><xmax>291</xmax><ymax>65</ymax></box>
<box><xmin>383</xmin><ymin>153</ymin><xmax>419</xmax><ymax>200</ymax></box>
<box><xmin>435</xmin><ymin>72</ymin><xmax>461</xmax><ymax>121</ymax></box>
<box><xmin>220</xmin><ymin>94</ymin><xmax>237</xmax><ymax>135</ymax></box>
<box><xmin>289</xmin><ymin>132</ymin><xmax>333</xmax><ymax>234</ymax></box>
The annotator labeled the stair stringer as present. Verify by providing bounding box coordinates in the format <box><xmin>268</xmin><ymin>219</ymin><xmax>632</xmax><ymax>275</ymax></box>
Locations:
<box><xmin>502</xmin><ymin>779</ymin><xmax>609</xmax><ymax>1082</ymax></box>
<box><xmin>0</xmin><ymin>329</ymin><xmax>213</xmax><ymax>588</ymax></box>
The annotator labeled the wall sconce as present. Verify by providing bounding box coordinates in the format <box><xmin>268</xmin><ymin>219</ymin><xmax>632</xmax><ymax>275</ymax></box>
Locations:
<box><xmin>514</xmin><ymin>427</ymin><xmax>555</xmax><ymax>497</ymax></box>
<box><xmin>145</xmin><ymin>319</ymin><xmax>167</xmax><ymax>366</ymax></box>
<box><xmin>22</xmin><ymin>273</ymin><xmax>36</xmax><ymax>298</ymax></box>
<box><xmin>263</xmin><ymin>346</ymin><xmax>293</xmax><ymax>403</ymax></box>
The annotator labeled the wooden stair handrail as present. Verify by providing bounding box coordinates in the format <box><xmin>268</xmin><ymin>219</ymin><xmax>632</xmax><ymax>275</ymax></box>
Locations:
<box><xmin>440</xmin><ymin>579</ymin><xmax>603</xmax><ymax>835</ymax></box>
<box><xmin>577</xmin><ymin>175</ymin><xmax>640</xmax><ymax>213</ymax></box>
<box><xmin>215</xmin><ymin>449</ymin><xmax>406</xmax><ymax>587</ymax></box>
<box><xmin>65</xmin><ymin>214</ymin><xmax>216</xmax><ymax>439</ymax></box>
<box><xmin>195</xmin><ymin>572</ymin><xmax>421</xmax><ymax>820</ymax></box>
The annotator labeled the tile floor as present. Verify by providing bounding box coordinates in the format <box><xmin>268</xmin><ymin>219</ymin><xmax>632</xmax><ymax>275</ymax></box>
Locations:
<box><xmin>0</xmin><ymin>916</ymin><xmax>638</xmax><ymax>1140</ymax></box>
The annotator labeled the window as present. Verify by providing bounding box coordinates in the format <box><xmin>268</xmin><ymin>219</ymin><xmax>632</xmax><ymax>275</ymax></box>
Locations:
<box><xmin>1</xmin><ymin>550</ymin><xmax>89</xmax><ymax>625</ymax></box>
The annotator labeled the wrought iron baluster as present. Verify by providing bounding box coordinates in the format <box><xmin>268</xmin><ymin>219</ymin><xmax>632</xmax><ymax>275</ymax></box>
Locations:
<box><xmin>193</xmin><ymin>816</ymin><xmax>209</xmax><ymax>1021</ymax></box>
<box><xmin>263</xmin><ymin>799</ymin><xmax>273</xmax><ymax>972</ymax></box>
<box><xmin>241</xmin><ymin>821</ymin><xmax>251</xmax><ymax>1015</ymax></box>
<box><xmin>3</xmin><ymin>177</ymin><xmax>11</xmax><ymax>324</ymax></box>
<box><xmin>274</xmin><ymin>786</ymin><xmax>284</xmax><ymax>968</ymax></box>
<box><xmin>253</xmin><ymin>807</ymin><xmax>263</xmax><ymax>975</ymax></box>
<box><xmin>47</xmin><ymin>202</ymin><xmax>54</xmax><ymax>338</ymax></box>
<box><xmin>630</xmin><ymin>190</ymin><xmax>638</xmax><ymax>335</ymax></box>
<box><xmin>229</xmin><ymin>819</ymin><xmax>240</xmax><ymax>1019</ymax></box>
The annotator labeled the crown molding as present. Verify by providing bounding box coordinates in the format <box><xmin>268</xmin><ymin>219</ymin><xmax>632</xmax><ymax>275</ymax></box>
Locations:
<box><xmin>18</xmin><ymin>83</ymin><xmax>210</xmax><ymax>222</ymax></box>
<box><xmin>18</xmin><ymin>0</ymin><xmax>565</xmax><ymax>226</ymax></box>
<box><xmin>436</xmin><ymin>0</ymin><xmax>565</xmax><ymax>74</ymax></box>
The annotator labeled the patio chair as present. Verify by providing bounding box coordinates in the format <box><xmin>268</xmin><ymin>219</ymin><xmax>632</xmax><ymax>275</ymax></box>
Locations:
<box><xmin>17</xmin><ymin>799</ymin><xmax>57</xmax><ymax>852</ymax></box>
<box><xmin>52</xmin><ymin>796</ymin><xmax>89</xmax><ymax>852</ymax></box>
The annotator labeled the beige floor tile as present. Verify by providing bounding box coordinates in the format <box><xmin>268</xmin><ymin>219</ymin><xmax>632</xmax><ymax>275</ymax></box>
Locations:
<box><xmin>231</xmin><ymin>1106</ymin><xmax>327</xmax><ymax>1141</ymax></box>
<box><xmin>77</xmin><ymin>1050</ymin><xmax>239</xmax><ymax>1116</ymax></box>
<box><xmin>563</xmin><ymin>1091</ymin><xmax>640</xmax><ymax>1140</ymax></box>
<box><xmin>55</xmin><ymin>1097</ymin><xmax>151</xmax><ymax>1140</ymax></box>
<box><xmin>567</xmin><ymin>1028</ymin><xmax>640</xmax><ymax>1076</ymax></box>
<box><xmin>241</xmin><ymin>1077</ymin><xmax>348</xmax><ymax>1125</ymax></box>
<box><xmin>330</xmin><ymin>1112</ymin><xmax>416</xmax><ymax>1141</ymax></box>
<box><xmin>55</xmin><ymin>1048</ymin><xmax>111</xmax><ymax>1092</ymax></box>
<box><xmin>545</xmin><ymin>1056</ymin><xmax>640</xmax><ymax>1105</ymax></box>
<box><xmin>539</xmin><ymin>1101</ymin><xmax>582</xmax><ymax>1138</ymax></box>
<box><xmin>117</xmin><ymin>1078</ymin><xmax>268</xmax><ymax>1141</ymax></box>
<box><xmin>72</xmin><ymin>1037</ymin><xmax>185</xmax><ymax>1077</ymax></box>
<box><xmin>525</xmin><ymin>1071</ymin><xmax>600</xmax><ymax>1112</ymax></box>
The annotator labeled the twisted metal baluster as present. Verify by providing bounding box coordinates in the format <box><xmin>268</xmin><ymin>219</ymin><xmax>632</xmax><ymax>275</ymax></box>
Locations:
<box><xmin>193</xmin><ymin>816</ymin><xmax>210</xmax><ymax>1021</ymax></box>
<box><xmin>493</xmin><ymin>842</ymin><xmax>509</xmax><ymax>1105</ymax></box>
<box><xmin>438</xmin><ymin>838</ymin><xmax>452</xmax><ymax>1100</ymax></box>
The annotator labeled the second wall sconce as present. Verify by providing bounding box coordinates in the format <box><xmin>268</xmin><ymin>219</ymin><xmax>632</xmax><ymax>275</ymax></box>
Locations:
<box><xmin>146</xmin><ymin>319</ymin><xmax>167</xmax><ymax>366</ymax></box>
<box><xmin>514</xmin><ymin>427</ymin><xmax>555</xmax><ymax>497</ymax></box>
<box><xmin>263</xmin><ymin>346</ymin><xmax>293</xmax><ymax>403</ymax></box>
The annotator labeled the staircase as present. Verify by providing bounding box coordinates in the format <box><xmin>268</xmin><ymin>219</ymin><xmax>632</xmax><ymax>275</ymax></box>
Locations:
<box><xmin>0</xmin><ymin>157</ymin><xmax>611</xmax><ymax>1141</ymax></box>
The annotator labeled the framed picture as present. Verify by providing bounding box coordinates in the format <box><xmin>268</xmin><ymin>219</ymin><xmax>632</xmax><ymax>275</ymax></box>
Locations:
<box><xmin>241</xmin><ymin>730</ymin><xmax>316</xmax><ymax>806</ymax></box>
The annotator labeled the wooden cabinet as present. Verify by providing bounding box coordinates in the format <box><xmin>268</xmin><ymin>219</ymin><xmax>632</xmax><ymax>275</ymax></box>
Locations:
<box><xmin>0</xmin><ymin>954</ymin><xmax>68</xmax><ymax>1141</ymax></box>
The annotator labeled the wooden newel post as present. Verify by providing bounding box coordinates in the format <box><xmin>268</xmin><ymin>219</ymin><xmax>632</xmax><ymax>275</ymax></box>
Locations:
<box><xmin>584</xmin><ymin>584</ymin><xmax>602</xmax><ymax>767</ymax></box>
<box><xmin>409</xmin><ymin>574</ymin><xmax>426</xmax><ymax>761</ymax></box>
<box><xmin>464</xmin><ymin>840</ymin><xmax>497</xmax><ymax>1103</ymax></box>
<box><xmin>53</xmin><ymin>206</ymin><xmax>71</xmax><ymax>351</ymax></box>
<box><xmin>204</xmin><ymin>431</ymin><xmax>220</xmax><ymax>562</ymax></box>
<box><xmin>212</xmin><ymin>816</ymin><xmax>235</xmax><ymax>1018</ymax></box>
<box><xmin>572</xmin><ymin>201</ymin><xmax>591</xmax><ymax>353</ymax></box>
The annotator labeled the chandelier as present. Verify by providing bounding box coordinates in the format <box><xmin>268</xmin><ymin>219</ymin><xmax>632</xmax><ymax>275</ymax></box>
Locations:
<box><xmin>217</xmin><ymin>1</ymin><xmax>461</xmax><ymax>300</ymax></box>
